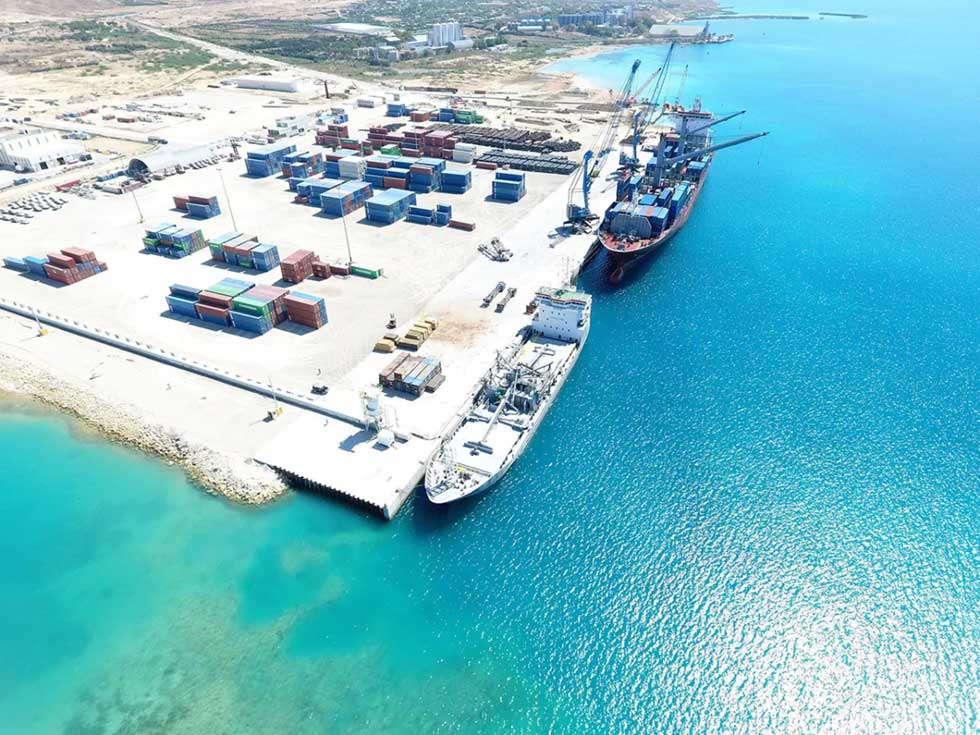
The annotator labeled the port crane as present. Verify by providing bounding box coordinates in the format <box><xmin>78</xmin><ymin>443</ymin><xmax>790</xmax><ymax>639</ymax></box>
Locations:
<box><xmin>645</xmin><ymin>121</ymin><xmax>770</xmax><ymax>189</ymax></box>
<box><xmin>623</xmin><ymin>43</ymin><xmax>677</xmax><ymax>168</ymax></box>
<box><xmin>564</xmin><ymin>58</ymin><xmax>641</xmax><ymax>232</ymax></box>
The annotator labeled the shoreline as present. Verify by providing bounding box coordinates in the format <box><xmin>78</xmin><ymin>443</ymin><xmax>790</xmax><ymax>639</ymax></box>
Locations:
<box><xmin>0</xmin><ymin>346</ymin><xmax>288</xmax><ymax>505</ymax></box>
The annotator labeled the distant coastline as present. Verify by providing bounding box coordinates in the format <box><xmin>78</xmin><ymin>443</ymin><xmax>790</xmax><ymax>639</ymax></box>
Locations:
<box><xmin>692</xmin><ymin>14</ymin><xmax>810</xmax><ymax>21</ymax></box>
<box><xmin>819</xmin><ymin>11</ymin><xmax>868</xmax><ymax>19</ymax></box>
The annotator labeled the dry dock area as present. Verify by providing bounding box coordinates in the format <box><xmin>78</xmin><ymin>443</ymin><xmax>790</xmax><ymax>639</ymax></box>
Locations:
<box><xmin>0</xmin><ymin>83</ymin><xmax>613</xmax><ymax>517</ymax></box>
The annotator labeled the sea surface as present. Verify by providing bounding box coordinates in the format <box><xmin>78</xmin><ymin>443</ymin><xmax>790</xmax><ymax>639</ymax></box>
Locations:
<box><xmin>3</xmin><ymin>2</ymin><xmax>980</xmax><ymax>733</ymax></box>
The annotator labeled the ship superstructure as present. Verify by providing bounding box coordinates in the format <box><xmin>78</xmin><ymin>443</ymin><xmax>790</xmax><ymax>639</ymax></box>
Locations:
<box><xmin>424</xmin><ymin>287</ymin><xmax>591</xmax><ymax>504</ymax></box>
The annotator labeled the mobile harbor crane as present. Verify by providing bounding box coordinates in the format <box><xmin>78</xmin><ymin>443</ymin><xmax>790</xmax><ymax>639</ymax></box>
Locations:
<box><xmin>564</xmin><ymin>58</ymin><xmax>642</xmax><ymax>232</ymax></box>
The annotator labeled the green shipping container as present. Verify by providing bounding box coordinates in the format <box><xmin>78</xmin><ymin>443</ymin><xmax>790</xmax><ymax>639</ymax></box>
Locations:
<box><xmin>350</xmin><ymin>265</ymin><xmax>381</xmax><ymax>279</ymax></box>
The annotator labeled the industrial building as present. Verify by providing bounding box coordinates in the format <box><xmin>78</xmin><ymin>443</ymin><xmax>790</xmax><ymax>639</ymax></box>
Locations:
<box><xmin>428</xmin><ymin>22</ymin><xmax>463</xmax><ymax>47</ymax></box>
<box><xmin>236</xmin><ymin>76</ymin><xmax>302</xmax><ymax>94</ymax></box>
<box><xmin>127</xmin><ymin>143</ymin><xmax>229</xmax><ymax>178</ymax></box>
<box><xmin>0</xmin><ymin>126</ymin><xmax>86</xmax><ymax>173</ymax></box>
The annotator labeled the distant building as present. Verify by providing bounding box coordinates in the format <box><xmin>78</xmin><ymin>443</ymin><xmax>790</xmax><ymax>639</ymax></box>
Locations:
<box><xmin>448</xmin><ymin>38</ymin><xmax>474</xmax><ymax>51</ymax></box>
<box><xmin>556</xmin><ymin>7</ymin><xmax>633</xmax><ymax>28</ymax></box>
<box><xmin>0</xmin><ymin>127</ymin><xmax>85</xmax><ymax>173</ymax></box>
<box><xmin>373</xmin><ymin>45</ymin><xmax>401</xmax><ymax>62</ymax></box>
<box><xmin>508</xmin><ymin>17</ymin><xmax>551</xmax><ymax>32</ymax></box>
<box><xmin>319</xmin><ymin>22</ymin><xmax>393</xmax><ymax>37</ymax></box>
<box><xmin>237</xmin><ymin>76</ymin><xmax>301</xmax><ymax>93</ymax></box>
<box><xmin>428</xmin><ymin>21</ymin><xmax>463</xmax><ymax>47</ymax></box>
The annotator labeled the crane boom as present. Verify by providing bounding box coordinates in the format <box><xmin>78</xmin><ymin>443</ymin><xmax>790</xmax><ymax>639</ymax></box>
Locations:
<box><xmin>661</xmin><ymin>131</ymin><xmax>769</xmax><ymax>168</ymax></box>
<box><xmin>566</xmin><ymin>59</ymin><xmax>641</xmax><ymax>228</ymax></box>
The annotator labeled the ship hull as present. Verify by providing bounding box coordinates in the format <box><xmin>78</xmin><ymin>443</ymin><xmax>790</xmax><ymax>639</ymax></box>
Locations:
<box><xmin>425</xmin><ymin>322</ymin><xmax>589</xmax><ymax>504</ymax></box>
<box><xmin>601</xmin><ymin>161</ymin><xmax>711</xmax><ymax>283</ymax></box>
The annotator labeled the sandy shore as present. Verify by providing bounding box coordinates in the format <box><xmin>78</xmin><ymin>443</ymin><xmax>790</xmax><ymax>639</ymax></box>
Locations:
<box><xmin>0</xmin><ymin>346</ymin><xmax>287</xmax><ymax>504</ymax></box>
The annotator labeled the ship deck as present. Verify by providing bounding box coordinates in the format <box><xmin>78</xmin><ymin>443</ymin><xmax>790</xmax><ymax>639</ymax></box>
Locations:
<box><xmin>445</xmin><ymin>337</ymin><xmax>577</xmax><ymax>478</ymax></box>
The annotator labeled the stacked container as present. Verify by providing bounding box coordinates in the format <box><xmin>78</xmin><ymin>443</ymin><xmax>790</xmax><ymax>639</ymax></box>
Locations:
<box><xmin>24</xmin><ymin>255</ymin><xmax>49</xmax><ymax>276</ymax></box>
<box><xmin>230</xmin><ymin>284</ymin><xmax>288</xmax><ymax>334</ymax></box>
<box><xmin>492</xmin><ymin>171</ymin><xmax>526</xmax><ymax>202</ymax></box>
<box><xmin>421</xmin><ymin>129</ymin><xmax>458</xmax><ymax>159</ymax></box>
<box><xmin>245</xmin><ymin>143</ymin><xmax>297</xmax><ymax>178</ymax></box>
<box><xmin>363</xmin><ymin>156</ymin><xmax>392</xmax><ymax>190</ymax></box>
<box><xmin>144</xmin><ymin>224</ymin><xmax>207</xmax><ymax>258</ymax></box>
<box><xmin>250</xmin><ymin>243</ymin><xmax>281</xmax><ymax>272</ymax></box>
<box><xmin>281</xmin><ymin>250</ymin><xmax>316</xmax><ymax>283</ymax></box>
<box><xmin>386</xmin><ymin>102</ymin><xmax>410</xmax><ymax>117</ymax></box>
<box><xmin>365</xmin><ymin>190</ymin><xmax>418</xmax><ymax>225</ymax></box>
<box><xmin>285</xmin><ymin>292</ymin><xmax>328</xmax><ymax>329</ymax></box>
<box><xmin>220</xmin><ymin>233</ymin><xmax>259</xmax><ymax>266</ymax></box>
<box><xmin>38</xmin><ymin>248</ymin><xmax>106</xmax><ymax>285</ymax></box>
<box><xmin>320</xmin><ymin>180</ymin><xmax>374</xmax><ymax>217</ymax></box>
<box><xmin>434</xmin><ymin>204</ymin><xmax>452</xmax><ymax>226</ymax></box>
<box><xmin>316</xmin><ymin>123</ymin><xmax>349</xmax><ymax>147</ymax></box>
<box><xmin>186</xmin><ymin>195</ymin><xmax>221</xmax><ymax>219</ymax></box>
<box><xmin>304</xmin><ymin>178</ymin><xmax>344</xmax><ymax>207</ymax></box>
<box><xmin>207</xmin><ymin>232</ymin><xmax>237</xmax><ymax>262</ymax></box>
<box><xmin>323</xmin><ymin>149</ymin><xmax>359</xmax><ymax>178</ymax></box>
<box><xmin>337</xmin><ymin>155</ymin><xmax>367</xmax><ymax>180</ymax></box>
<box><xmin>452</xmin><ymin>143</ymin><xmax>477</xmax><ymax>164</ymax></box>
<box><xmin>685</xmin><ymin>160</ymin><xmax>707</xmax><ymax>182</ymax></box>
<box><xmin>440</xmin><ymin>167</ymin><xmax>471</xmax><ymax>194</ymax></box>
<box><xmin>408</xmin><ymin>164</ymin><xmax>440</xmax><ymax>193</ymax></box>
<box><xmin>407</xmin><ymin>205</ymin><xmax>435</xmax><ymax>225</ymax></box>
<box><xmin>165</xmin><ymin>284</ymin><xmax>201</xmax><ymax>318</ymax></box>
<box><xmin>669</xmin><ymin>182</ymin><xmax>691</xmax><ymax>218</ymax></box>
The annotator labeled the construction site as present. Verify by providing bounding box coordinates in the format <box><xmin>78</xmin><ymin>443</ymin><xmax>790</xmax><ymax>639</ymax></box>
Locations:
<box><xmin>0</xmin><ymin>63</ymin><xmax>635</xmax><ymax>518</ymax></box>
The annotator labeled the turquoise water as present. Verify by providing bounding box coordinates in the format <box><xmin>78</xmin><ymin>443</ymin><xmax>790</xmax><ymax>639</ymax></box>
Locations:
<box><xmin>4</xmin><ymin>2</ymin><xmax>980</xmax><ymax>732</ymax></box>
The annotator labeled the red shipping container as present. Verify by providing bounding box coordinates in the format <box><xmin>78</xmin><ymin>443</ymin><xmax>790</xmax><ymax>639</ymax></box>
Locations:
<box><xmin>198</xmin><ymin>291</ymin><xmax>233</xmax><ymax>308</ymax></box>
<box><xmin>383</xmin><ymin>177</ymin><xmax>407</xmax><ymax>190</ymax></box>
<box><xmin>173</xmin><ymin>196</ymin><xmax>189</xmax><ymax>211</ymax></box>
<box><xmin>449</xmin><ymin>220</ymin><xmax>476</xmax><ymax>231</ymax></box>
<box><xmin>195</xmin><ymin>303</ymin><xmax>230</xmax><ymax>321</ymax></box>
<box><xmin>62</xmin><ymin>247</ymin><xmax>96</xmax><ymax>262</ymax></box>
<box><xmin>47</xmin><ymin>253</ymin><xmax>76</xmax><ymax>268</ymax></box>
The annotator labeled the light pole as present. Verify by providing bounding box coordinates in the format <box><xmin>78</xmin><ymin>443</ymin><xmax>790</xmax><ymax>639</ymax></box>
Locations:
<box><xmin>131</xmin><ymin>189</ymin><xmax>144</xmax><ymax>223</ymax></box>
<box><xmin>219</xmin><ymin>166</ymin><xmax>238</xmax><ymax>231</ymax></box>
<box><xmin>341</xmin><ymin>209</ymin><xmax>354</xmax><ymax>266</ymax></box>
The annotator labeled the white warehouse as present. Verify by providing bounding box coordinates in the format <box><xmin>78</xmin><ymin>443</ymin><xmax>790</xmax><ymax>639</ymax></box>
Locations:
<box><xmin>0</xmin><ymin>127</ymin><xmax>86</xmax><ymax>173</ymax></box>
<box><xmin>236</xmin><ymin>76</ymin><xmax>302</xmax><ymax>93</ymax></box>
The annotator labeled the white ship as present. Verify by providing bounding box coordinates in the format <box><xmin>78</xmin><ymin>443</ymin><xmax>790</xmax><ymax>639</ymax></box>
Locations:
<box><xmin>425</xmin><ymin>286</ymin><xmax>591</xmax><ymax>504</ymax></box>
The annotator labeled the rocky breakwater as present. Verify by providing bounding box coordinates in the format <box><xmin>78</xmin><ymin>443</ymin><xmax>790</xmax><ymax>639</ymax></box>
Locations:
<box><xmin>0</xmin><ymin>347</ymin><xmax>287</xmax><ymax>504</ymax></box>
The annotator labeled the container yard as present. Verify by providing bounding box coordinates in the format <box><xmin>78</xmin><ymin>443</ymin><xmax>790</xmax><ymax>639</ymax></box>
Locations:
<box><xmin>0</xmin><ymin>76</ymin><xmax>615</xmax><ymax>518</ymax></box>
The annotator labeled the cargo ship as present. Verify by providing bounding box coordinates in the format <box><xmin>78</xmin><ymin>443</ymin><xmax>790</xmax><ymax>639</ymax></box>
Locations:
<box><xmin>424</xmin><ymin>286</ymin><xmax>591</xmax><ymax>504</ymax></box>
<box><xmin>600</xmin><ymin>101</ymin><xmax>768</xmax><ymax>284</ymax></box>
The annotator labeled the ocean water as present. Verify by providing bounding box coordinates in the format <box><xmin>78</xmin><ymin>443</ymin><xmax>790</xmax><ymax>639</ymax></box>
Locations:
<box><xmin>3</xmin><ymin>2</ymin><xmax>980</xmax><ymax>733</ymax></box>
